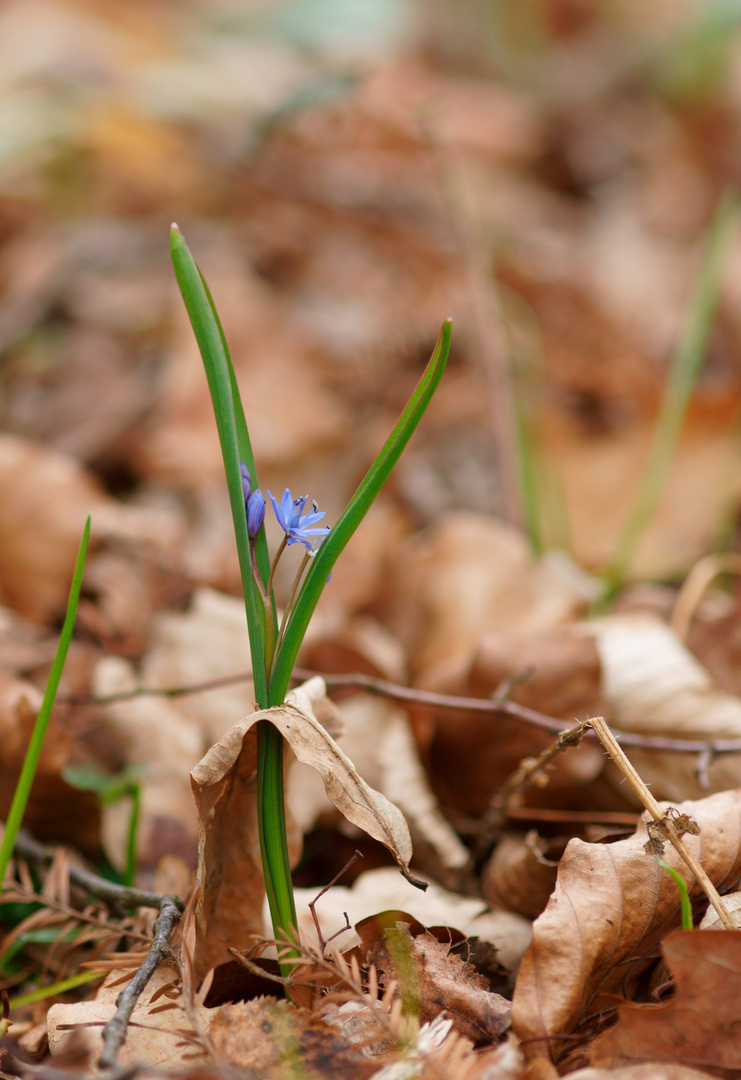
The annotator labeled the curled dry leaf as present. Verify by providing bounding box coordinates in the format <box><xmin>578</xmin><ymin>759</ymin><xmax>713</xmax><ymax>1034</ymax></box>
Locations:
<box><xmin>512</xmin><ymin>789</ymin><xmax>741</xmax><ymax>1058</ymax></box>
<box><xmin>481</xmin><ymin>831</ymin><xmax>561</xmax><ymax>920</ymax></box>
<box><xmin>594</xmin><ymin>613</ymin><xmax>741</xmax><ymax>801</ymax></box>
<box><xmin>359</xmin><ymin>914</ymin><xmax>511</xmax><ymax>1045</ymax></box>
<box><xmin>190</xmin><ymin>678</ymin><xmax>417</xmax><ymax>977</ymax></box>
<box><xmin>591</xmin><ymin>930</ymin><xmax>741</xmax><ymax>1074</ymax></box>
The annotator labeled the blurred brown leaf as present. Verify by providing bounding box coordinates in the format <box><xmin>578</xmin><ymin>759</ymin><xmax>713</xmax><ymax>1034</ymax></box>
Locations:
<box><xmin>591</xmin><ymin>930</ymin><xmax>741</xmax><ymax>1075</ymax></box>
<box><xmin>594</xmin><ymin>613</ymin><xmax>741</xmax><ymax>802</ymax></box>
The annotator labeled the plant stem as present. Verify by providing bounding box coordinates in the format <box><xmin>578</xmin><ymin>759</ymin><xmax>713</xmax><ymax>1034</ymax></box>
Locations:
<box><xmin>256</xmin><ymin>722</ymin><xmax>298</xmax><ymax>970</ymax></box>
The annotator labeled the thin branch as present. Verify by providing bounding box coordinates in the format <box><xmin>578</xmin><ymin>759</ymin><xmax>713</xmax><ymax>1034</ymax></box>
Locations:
<box><xmin>308</xmin><ymin>850</ymin><xmax>363</xmax><ymax>956</ymax></box>
<box><xmin>587</xmin><ymin>717</ymin><xmax>735</xmax><ymax>930</ymax></box>
<box><xmin>98</xmin><ymin>897</ymin><xmax>182</xmax><ymax>1070</ymax></box>
<box><xmin>64</xmin><ymin>666</ymin><xmax>741</xmax><ymax>758</ymax></box>
<box><xmin>478</xmin><ymin>720</ymin><xmax>593</xmax><ymax>850</ymax></box>
<box><xmin>14</xmin><ymin>831</ymin><xmax>184</xmax><ymax>913</ymax></box>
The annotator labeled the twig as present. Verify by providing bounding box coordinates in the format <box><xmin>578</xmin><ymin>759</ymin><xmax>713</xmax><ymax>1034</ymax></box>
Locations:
<box><xmin>308</xmin><ymin>850</ymin><xmax>364</xmax><ymax>956</ymax></box>
<box><xmin>587</xmin><ymin>716</ymin><xmax>735</xmax><ymax>930</ymax></box>
<box><xmin>14</xmin><ymin>830</ymin><xmax>183</xmax><ymax>913</ymax></box>
<box><xmin>98</xmin><ymin>897</ymin><xmax>182</xmax><ymax>1070</ymax></box>
<box><xmin>65</xmin><ymin>666</ymin><xmax>741</xmax><ymax>760</ymax></box>
<box><xmin>479</xmin><ymin>720</ymin><xmax>593</xmax><ymax>848</ymax></box>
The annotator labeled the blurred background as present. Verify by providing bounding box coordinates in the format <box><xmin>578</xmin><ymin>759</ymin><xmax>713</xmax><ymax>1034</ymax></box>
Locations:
<box><xmin>2</xmin><ymin>0</ymin><xmax>741</xmax><ymax>907</ymax></box>
<box><xmin>3</xmin><ymin>0</ymin><xmax>741</xmax><ymax>621</ymax></box>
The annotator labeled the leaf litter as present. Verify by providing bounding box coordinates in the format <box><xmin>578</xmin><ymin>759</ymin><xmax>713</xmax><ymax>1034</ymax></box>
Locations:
<box><xmin>6</xmin><ymin>3</ymin><xmax>741</xmax><ymax>1079</ymax></box>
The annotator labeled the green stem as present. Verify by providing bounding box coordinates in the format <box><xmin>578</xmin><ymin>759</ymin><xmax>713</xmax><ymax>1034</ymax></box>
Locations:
<box><xmin>257</xmin><ymin>722</ymin><xmax>298</xmax><ymax>964</ymax></box>
<box><xmin>275</xmin><ymin>551</ymin><xmax>312</xmax><ymax>659</ymax></box>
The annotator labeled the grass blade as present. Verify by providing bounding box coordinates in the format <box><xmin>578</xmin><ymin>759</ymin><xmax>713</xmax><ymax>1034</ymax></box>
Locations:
<box><xmin>269</xmin><ymin>319</ymin><xmax>451</xmax><ymax>706</ymax></box>
<box><xmin>604</xmin><ymin>192</ymin><xmax>740</xmax><ymax>596</ymax></box>
<box><xmin>0</xmin><ymin>517</ymin><xmax>91</xmax><ymax>888</ymax></box>
<box><xmin>170</xmin><ymin>225</ymin><xmax>269</xmax><ymax>705</ymax></box>
<box><xmin>657</xmin><ymin>859</ymin><xmax>693</xmax><ymax>930</ymax></box>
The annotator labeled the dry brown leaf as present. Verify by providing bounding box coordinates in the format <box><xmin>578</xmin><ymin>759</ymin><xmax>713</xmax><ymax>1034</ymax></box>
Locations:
<box><xmin>288</xmin><ymin>693</ymin><xmax>470</xmax><ymax>882</ymax></box>
<box><xmin>591</xmin><ymin>930</ymin><xmax>741</xmax><ymax>1074</ymax></box>
<box><xmin>384</xmin><ymin>515</ymin><xmax>598</xmax><ymax>677</ymax></box>
<box><xmin>0</xmin><ymin>673</ymin><xmax>100</xmax><ymax>851</ymax></box>
<box><xmin>210</xmin><ymin>998</ymin><xmax>377</xmax><ymax>1080</ymax></box>
<box><xmin>93</xmin><ymin>656</ymin><xmax>205</xmax><ymax>874</ymax></box>
<box><xmin>481</xmin><ymin>832</ymin><xmax>561</xmax><ymax>920</ymax></box>
<box><xmin>511</xmin><ymin>789</ymin><xmax>741</xmax><ymax>1059</ymax></box>
<box><xmin>362</xmin><ymin>916</ymin><xmax>511</xmax><ymax>1045</ymax></box>
<box><xmin>0</xmin><ymin>434</ymin><xmax>180</xmax><ymax>623</ymax></box>
<box><xmin>190</xmin><ymin>678</ymin><xmax>416</xmax><ymax>977</ymax></box>
<box><xmin>594</xmin><ymin>613</ymin><xmax>741</xmax><ymax>801</ymax></box>
<box><xmin>411</xmin><ymin>625</ymin><xmax>605</xmax><ymax>817</ymax></box>
<box><xmin>0</xmin><ymin>435</ymin><xmax>107</xmax><ymax>622</ymax></box>
<box><xmin>293</xmin><ymin>867</ymin><xmax>531</xmax><ymax>977</ymax></box>
<box><xmin>48</xmin><ymin>966</ymin><xmax>209</xmax><ymax>1070</ymax></box>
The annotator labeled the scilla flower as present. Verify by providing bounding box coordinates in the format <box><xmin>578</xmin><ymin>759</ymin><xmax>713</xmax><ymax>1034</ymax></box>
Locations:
<box><xmin>268</xmin><ymin>488</ymin><xmax>330</xmax><ymax>553</ymax></box>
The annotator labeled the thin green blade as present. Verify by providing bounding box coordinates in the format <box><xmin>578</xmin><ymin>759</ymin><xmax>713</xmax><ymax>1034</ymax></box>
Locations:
<box><xmin>269</xmin><ymin>320</ymin><xmax>451</xmax><ymax>705</ymax></box>
<box><xmin>170</xmin><ymin>225</ymin><xmax>268</xmax><ymax>705</ymax></box>
<box><xmin>0</xmin><ymin>517</ymin><xmax>91</xmax><ymax>887</ymax></box>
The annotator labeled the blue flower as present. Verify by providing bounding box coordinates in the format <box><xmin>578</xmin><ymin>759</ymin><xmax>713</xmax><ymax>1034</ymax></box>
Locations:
<box><xmin>268</xmin><ymin>488</ymin><xmax>330</xmax><ymax>553</ymax></box>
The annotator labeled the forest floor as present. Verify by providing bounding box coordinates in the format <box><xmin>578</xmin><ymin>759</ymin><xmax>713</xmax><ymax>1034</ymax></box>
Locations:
<box><xmin>3</xmin><ymin>2</ymin><xmax>741</xmax><ymax>1078</ymax></box>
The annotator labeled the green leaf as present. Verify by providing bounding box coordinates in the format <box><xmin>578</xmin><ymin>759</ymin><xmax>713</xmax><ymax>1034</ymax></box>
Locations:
<box><xmin>269</xmin><ymin>320</ymin><xmax>451</xmax><ymax>706</ymax></box>
<box><xmin>657</xmin><ymin>859</ymin><xmax>693</xmax><ymax>930</ymax></box>
<box><xmin>0</xmin><ymin>518</ymin><xmax>90</xmax><ymax>889</ymax></box>
<box><xmin>170</xmin><ymin>225</ymin><xmax>269</xmax><ymax>705</ymax></box>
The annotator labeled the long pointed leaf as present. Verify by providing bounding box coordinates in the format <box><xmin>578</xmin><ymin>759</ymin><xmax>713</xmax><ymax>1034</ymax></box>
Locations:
<box><xmin>269</xmin><ymin>320</ymin><xmax>451</xmax><ymax>706</ymax></box>
<box><xmin>198</xmin><ymin>270</ymin><xmax>272</xmax><ymax>595</ymax></box>
<box><xmin>170</xmin><ymin>225</ymin><xmax>268</xmax><ymax>705</ymax></box>
<box><xmin>0</xmin><ymin>517</ymin><xmax>91</xmax><ymax>887</ymax></box>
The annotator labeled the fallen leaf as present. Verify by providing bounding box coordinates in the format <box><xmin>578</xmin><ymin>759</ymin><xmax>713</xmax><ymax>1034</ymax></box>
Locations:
<box><xmin>591</xmin><ymin>930</ymin><xmax>741</xmax><ymax>1073</ymax></box>
<box><xmin>190</xmin><ymin>677</ymin><xmax>416</xmax><ymax>977</ymax></box>
<box><xmin>93</xmin><ymin>656</ymin><xmax>205</xmax><ymax>874</ymax></box>
<box><xmin>384</xmin><ymin>515</ymin><xmax>598</xmax><ymax>676</ymax></box>
<box><xmin>210</xmin><ymin>998</ymin><xmax>377</xmax><ymax>1080</ymax></box>
<box><xmin>594</xmin><ymin>613</ymin><xmax>741</xmax><ymax>801</ymax></box>
<box><xmin>481</xmin><ymin>832</ymin><xmax>562</xmax><ymax>920</ymax></box>
<box><xmin>293</xmin><ymin>866</ymin><xmax>532</xmax><ymax>977</ymax></box>
<box><xmin>48</xmin><ymin>966</ymin><xmax>210</xmax><ymax>1070</ymax></box>
<box><xmin>511</xmin><ymin>789</ymin><xmax>741</xmax><ymax>1059</ymax></box>
<box><xmin>411</xmin><ymin>624</ymin><xmax>606</xmax><ymax>817</ymax></box>
<box><xmin>361</xmin><ymin>915</ymin><xmax>511</xmax><ymax>1045</ymax></box>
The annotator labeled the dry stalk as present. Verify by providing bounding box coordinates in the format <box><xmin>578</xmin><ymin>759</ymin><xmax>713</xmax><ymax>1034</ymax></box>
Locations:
<box><xmin>481</xmin><ymin>719</ymin><xmax>592</xmax><ymax>843</ymax></box>
<box><xmin>588</xmin><ymin>716</ymin><xmax>735</xmax><ymax>931</ymax></box>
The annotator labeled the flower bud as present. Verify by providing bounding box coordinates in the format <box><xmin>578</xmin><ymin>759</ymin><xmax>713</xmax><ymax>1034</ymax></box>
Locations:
<box><xmin>247</xmin><ymin>489</ymin><xmax>266</xmax><ymax>537</ymax></box>
<box><xmin>240</xmin><ymin>462</ymin><xmax>252</xmax><ymax>506</ymax></box>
